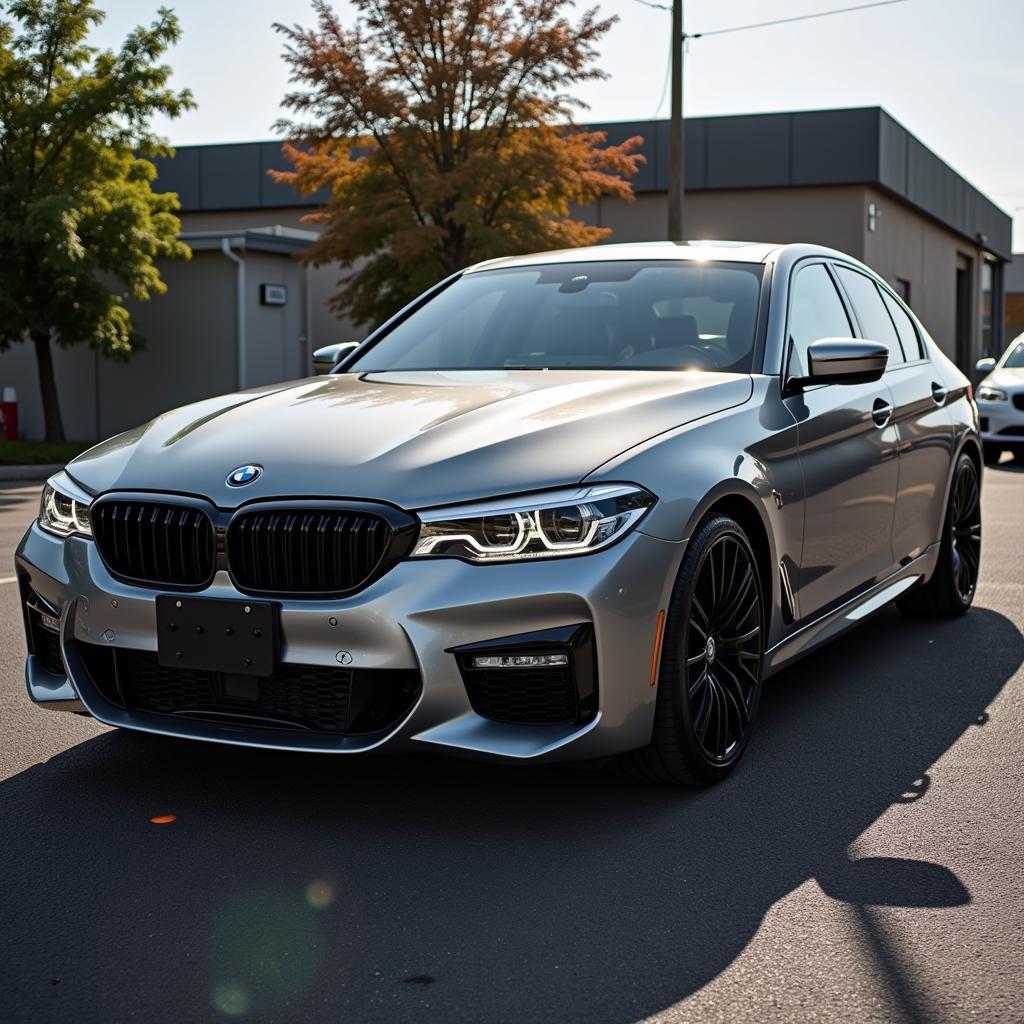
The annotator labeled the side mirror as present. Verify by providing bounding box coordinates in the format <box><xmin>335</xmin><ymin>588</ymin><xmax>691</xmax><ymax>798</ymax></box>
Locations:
<box><xmin>975</xmin><ymin>356</ymin><xmax>996</xmax><ymax>375</ymax></box>
<box><xmin>312</xmin><ymin>341</ymin><xmax>360</xmax><ymax>375</ymax></box>
<box><xmin>788</xmin><ymin>338</ymin><xmax>888</xmax><ymax>390</ymax></box>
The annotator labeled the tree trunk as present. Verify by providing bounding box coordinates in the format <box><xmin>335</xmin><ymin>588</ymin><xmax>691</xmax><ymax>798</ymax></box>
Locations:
<box><xmin>31</xmin><ymin>330</ymin><xmax>66</xmax><ymax>443</ymax></box>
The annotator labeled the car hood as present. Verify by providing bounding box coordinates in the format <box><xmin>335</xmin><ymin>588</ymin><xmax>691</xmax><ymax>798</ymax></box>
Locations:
<box><xmin>67</xmin><ymin>370</ymin><xmax>753</xmax><ymax>509</ymax></box>
<box><xmin>983</xmin><ymin>367</ymin><xmax>1024</xmax><ymax>389</ymax></box>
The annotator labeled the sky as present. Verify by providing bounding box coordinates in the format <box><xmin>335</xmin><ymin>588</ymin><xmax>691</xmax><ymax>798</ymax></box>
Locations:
<box><xmin>86</xmin><ymin>0</ymin><xmax>1024</xmax><ymax>250</ymax></box>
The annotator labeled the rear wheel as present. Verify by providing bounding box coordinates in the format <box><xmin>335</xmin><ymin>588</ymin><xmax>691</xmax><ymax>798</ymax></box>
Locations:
<box><xmin>618</xmin><ymin>515</ymin><xmax>764</xmax><ymax>785</ymax></box>
<box><xmin>898</xmin><ymin>452</ymin><xmax>981</xmax><ymax>618</ymax></box>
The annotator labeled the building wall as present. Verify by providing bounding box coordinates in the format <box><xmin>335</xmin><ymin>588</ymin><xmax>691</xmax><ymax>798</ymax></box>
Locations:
<box><xmin>860</xmin><ymin>185</ymin><xmax>989</xmax><ymax>363</ymax></box>
<box><xmin>585</xmin><ymin>186</ymin><xmax>868</xmax><ymax>258</ymax></box>
<box><xmin>0</xmin><ymin>244</ymin><xmax>316</xmax><ymax>441</ymax></box>
<box><xmin>1006</xmin><ymin>254</ymin><xmax>1024</xmax><ymax>344</ymax></box>
<box><xmin>1007</xmin><ymin>294</ymin><xmax>1024</xmax><ymax>343</ymax></box>
<box><xmin>241</xmin><ymin>250</ymin><xmax>311</xmax><ymax>388</ymax></box>
<box><xmin>98</xmin><ymin>254</ymin><xmax>238</xmax><ymax>438</ymax></box>
<box><xmin>180</xmin><ymin>211</ymin><xmax>358</xmax><ymax>355</ymax></box>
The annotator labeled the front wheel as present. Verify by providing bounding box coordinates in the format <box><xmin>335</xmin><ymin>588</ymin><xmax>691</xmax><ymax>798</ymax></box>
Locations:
<box><xmin>898</xmin><ymin>452</ymin><xmax>981</xmax><ymax>618</ymax></box>
<box><xmin>618</xmin><ymin>515</ymin><xmax>765</xmax><ymax>785</ymax></box>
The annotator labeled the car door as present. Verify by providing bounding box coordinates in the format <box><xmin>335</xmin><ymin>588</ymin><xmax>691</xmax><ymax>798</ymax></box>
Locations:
<box><xmin>833</xmin><ymin>266</ymin><xmax>954</xmax><ymax>563</ymax></box>
<box><xmin>783</xmin><ymin>261</ymin><xmax>901</xmax><ymax>621</ymax></box>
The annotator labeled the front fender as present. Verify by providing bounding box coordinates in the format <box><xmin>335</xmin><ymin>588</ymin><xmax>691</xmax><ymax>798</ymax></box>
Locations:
<box><xmin>585</xmin><ymin>376</ymin><xmax>803</xmax><ymax>648</ymax></box>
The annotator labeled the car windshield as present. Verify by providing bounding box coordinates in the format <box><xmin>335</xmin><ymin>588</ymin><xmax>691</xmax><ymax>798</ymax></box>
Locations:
<box><xmin>348</xmin><ymin>260</ymin><xmax>764</xmax><ymax>374</ymax></box>
<box><xmin>1003</xmin><ymin>339</ymin><xmax>1024</xmax><ymax>368</ymax></box>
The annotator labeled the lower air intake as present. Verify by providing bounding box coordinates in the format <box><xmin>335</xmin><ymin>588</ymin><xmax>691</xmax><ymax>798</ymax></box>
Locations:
<box><xmin>78</xmin><ymin>645</ymin><xmax>421</xmax><ymax>736</ymax></box>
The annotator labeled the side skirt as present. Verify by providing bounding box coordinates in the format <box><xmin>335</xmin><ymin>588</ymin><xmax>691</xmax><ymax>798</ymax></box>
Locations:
<box><xmin>763</xmin><ymin>544</ymin><xmax>940</xmax><ymax>679</ymax></box>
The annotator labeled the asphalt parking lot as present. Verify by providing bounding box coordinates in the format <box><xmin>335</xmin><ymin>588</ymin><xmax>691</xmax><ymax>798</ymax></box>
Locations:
<box><xmin>1</xmin><ymin>465</ymin><xmax>1022</xmax><ymax>1024</ymax></box>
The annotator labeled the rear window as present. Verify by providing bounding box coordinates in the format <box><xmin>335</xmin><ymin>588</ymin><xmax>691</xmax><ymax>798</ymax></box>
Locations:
<box><xmin>349</xmin><ymin>260</ymin><xmax>764</xmax><ymax>374</ymax></box>
<box><xmin>879</xmin><ymin>289</ymin><xmax>924</xmax><ymax>361</ymax></box>
<box><xmin>835</xmin><ymin>266</ymin><xmax>906</xmax><ymax>365</ymax></box>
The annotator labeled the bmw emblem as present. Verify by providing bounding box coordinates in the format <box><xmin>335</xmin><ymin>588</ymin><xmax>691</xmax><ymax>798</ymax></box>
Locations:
<box><xmin>227</xmin><ymin>464</ymin><xmax>263</xmax><ymax>487</ymax></box>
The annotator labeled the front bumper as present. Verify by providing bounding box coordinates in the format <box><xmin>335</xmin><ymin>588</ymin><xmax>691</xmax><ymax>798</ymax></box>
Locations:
<box><xmin>16</xmin><ymin>522</ymin><xmax>682</xmax><ymax>762</ymax></box>
<box><xmin>977</xmin><ymin>396</ymin><xmax>1024</xmax><ymax>445</ymax></box>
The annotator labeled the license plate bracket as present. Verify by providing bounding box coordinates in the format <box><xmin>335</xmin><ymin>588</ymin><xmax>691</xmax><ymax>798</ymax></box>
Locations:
<box><xmin>156</xmin><ymin>596</ymin><xmax>278</xmax><ymax>677</ymax></box>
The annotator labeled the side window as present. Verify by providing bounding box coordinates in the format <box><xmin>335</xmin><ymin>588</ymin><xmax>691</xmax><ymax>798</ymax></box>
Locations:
<box><xmin>835</xmin><ymin>266</ymin><xmax>906</xmax><ymax>365</ymax></box>
<box><xmin>880</xmin><ymin>289</ymin><xmax>924</xmax><ymax>360</ymax></box>
<box><xmin>787</xmin><ymin>264</ymin><xmax>853</xmax><ymax>378</ymax></box>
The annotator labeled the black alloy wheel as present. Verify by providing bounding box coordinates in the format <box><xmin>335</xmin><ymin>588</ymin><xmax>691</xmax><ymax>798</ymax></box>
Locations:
<box><xmin>949</xmin><ymin>456</ymin><xmax>982</xmax><ymax>603</ymax></box>
<box><xmin>898</xmin><ymin>452</ymin><xmax>981</xmax><ymax>618</ymax></box>
<box><xmin>684</xmin><ymin>532</ymin><xmax>763</xmax><ymax>764</ymax></box>
<box><xmin>619</xmin><ymin>514</ymin><xmax>765</xmax><ymax>785</ymax></box>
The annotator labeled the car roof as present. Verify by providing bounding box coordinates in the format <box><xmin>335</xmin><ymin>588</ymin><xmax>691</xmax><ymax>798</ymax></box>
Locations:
<box><xmin>464</xmin><ymin>240</ymin><xmax>784</xmax><ymax>274</ymax></box>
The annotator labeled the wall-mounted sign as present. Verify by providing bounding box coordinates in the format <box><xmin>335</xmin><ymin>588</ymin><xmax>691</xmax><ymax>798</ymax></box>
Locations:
<box><xmin>260</xmin><ymin>283</ymin><xmax>288</xmax><ymax>306</ymax></box>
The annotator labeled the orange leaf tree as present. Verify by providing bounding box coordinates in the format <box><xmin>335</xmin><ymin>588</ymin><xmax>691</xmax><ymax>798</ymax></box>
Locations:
<box><xmin>272</xmin><ymin>0</ymin><xmax>643</xmax><ymax>328</ymax></box>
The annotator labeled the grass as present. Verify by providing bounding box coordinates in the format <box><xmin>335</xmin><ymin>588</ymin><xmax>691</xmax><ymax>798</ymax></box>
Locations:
<box><xmin>0</xmin><ymin>440</ymin><xmax>95</xmax><ymax>466</ymax></box>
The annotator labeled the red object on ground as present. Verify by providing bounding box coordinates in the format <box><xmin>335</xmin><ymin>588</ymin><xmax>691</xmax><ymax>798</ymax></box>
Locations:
<box><xmin>1</xmin><ymin>388</ymin><xmax>17</xmax><ymax>440</ymax></box>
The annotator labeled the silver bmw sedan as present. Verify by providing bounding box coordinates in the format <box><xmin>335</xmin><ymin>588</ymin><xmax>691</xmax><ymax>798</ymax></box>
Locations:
<box><xmin>16</xmin><ymin>241</ymin><xmax>982</xmax><ymax>784</ymax></box>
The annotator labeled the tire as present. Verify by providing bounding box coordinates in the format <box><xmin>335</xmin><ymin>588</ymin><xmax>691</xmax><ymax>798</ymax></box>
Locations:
<box><xmin>618</xmin><ymin>515</ymin><xmax>765</xmax><ymax>785</ymax></box>
<box><xmin>982</xmin><ymin>442</ymin><xmax>1002</xmax><ymax>466</ymax></box>
<box><xmin>897</xmin><ymin>452</ymin><xmax>981</xmax><ymax>618</ymax></box>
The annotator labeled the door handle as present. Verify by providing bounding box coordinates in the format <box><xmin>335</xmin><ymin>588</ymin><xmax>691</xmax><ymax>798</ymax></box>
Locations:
<box><xmin>931</xmin><ymin>382</ymin><xmax>947</xmax><ymax>405</ymax></box>
<box><xmin>872</xmin><ymin>398</ymin><xmax>893</xmax><ymax>428</ymax></box>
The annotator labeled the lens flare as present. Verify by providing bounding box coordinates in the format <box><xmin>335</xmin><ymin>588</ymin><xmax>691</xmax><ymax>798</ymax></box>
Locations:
<box><xmin>305</xmin><ymin>880</ymin><xmax>335</xmax><ymax>910</ymax></box>
<box><xmin>212</xmin><ymin>980</ymin><xmax>250</xmax><ymax>1016</ymax></box>
<box><xmin>150</xmin><ymin>814</ymin><xmax>176</xmax><ymax>824</ymax></box>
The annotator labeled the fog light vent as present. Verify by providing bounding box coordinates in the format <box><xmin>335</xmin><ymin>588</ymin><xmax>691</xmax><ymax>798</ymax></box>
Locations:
<box><xmin>23</xmin><ymin>589</ymin><xmax>64</xmax><ymax>676</ymax></box>
<box><xmin>450</xmin><ymin>624</ymin><xmax>597</xmax><ymax>726</ymax></box>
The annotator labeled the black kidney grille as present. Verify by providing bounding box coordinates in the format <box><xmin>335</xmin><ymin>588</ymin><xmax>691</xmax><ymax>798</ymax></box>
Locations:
<box><xmin>228</xmin><ymin>508</ymin><xmax>394</xmax><ymax>594</ymax></box>
<box><xmin>92</xmin><ymin>501</ymin><xmax>215</xmax><ymax>587</ymax></box>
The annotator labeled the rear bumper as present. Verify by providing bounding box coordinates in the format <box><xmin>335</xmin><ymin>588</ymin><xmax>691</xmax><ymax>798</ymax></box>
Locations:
<box><xmin>17</xmin><ymin>521</ymin><xmax>683</xmax><ymax>762</ymax></box>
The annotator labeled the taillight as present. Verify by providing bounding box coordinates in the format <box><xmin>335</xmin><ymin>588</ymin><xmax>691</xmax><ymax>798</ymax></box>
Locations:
<box><xmin>967</xmin><ymin>381</ymin><xmax>974</xmax><ymax>402</ymax></box>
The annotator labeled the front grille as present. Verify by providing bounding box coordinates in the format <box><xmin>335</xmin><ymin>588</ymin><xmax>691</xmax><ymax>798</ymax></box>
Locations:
<box><xmin>93</xmin><ymin>500</ymin><xmax>215</xmax><ymax>587</ymax></box>
<box><xmin>228</xmin><ymin>507</ymin><xmax>395</xmax><ymax>595</ymax></box>
<box><xmin>997</xmin><ymin>425</ymin><xmax>1024</xmax><ymax>437</ymax></box>
<box><xmin>1013</xmin><ymin>394</ymin><xmax>1024</xmax><ymax>412</ymax></box>
<box><xmin>463</xmin><ymin>665</ymin><xmax>578</xmax><ymax>725</ymax></box>
<box><xmin>79</xmin><ymin>645</ymin><xmax>421</xmax><ymax>736</ymax></box>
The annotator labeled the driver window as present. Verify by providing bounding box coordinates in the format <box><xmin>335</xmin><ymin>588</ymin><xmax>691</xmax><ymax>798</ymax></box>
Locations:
<box><xmin>787</xmin><ymin>264</ymin><xmax>853</xmax><ymax>378</ymax></box>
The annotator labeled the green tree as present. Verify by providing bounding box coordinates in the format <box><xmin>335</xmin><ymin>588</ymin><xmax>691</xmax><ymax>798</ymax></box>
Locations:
<box><xmin>0</xmin><ymin>1</ymin><xmax>193</xmax><ymax>442</ymax></box>
<box><xmin>273</xmin><ymin>0</ymin><xmax>642</xmax><ymax>329</ymax></box>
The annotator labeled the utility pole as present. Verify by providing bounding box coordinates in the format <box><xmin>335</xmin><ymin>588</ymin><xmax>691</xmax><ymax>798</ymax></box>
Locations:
<box><xmin>667</xmin><ymin>0</ymin><xmax>684</xmax><ymax>240</ymax></box>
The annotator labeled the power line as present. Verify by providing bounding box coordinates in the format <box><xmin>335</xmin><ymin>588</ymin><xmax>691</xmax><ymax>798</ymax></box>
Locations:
<box><xmin>652</xmin><ymin>29</ymin><xmax>674</xmax><ymax>117</ymax></box>
<box><xmin>629</xmin><ymin>0</ymin><xmax>912</xmax><ymax>38</ymax></box>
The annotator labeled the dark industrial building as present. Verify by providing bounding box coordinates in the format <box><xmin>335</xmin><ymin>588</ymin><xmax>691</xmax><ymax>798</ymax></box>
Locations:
<box><xmin>0</xmin><ymin>106</ymin><xmax>1013</xmax><ymax>440</ymax></box>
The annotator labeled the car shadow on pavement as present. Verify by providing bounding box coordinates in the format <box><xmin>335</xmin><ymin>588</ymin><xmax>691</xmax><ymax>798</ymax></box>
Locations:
<box><xmin>0</xmin><ymin>606</ymin><xmax>1019</xmax><ymax>1023</ymax></box>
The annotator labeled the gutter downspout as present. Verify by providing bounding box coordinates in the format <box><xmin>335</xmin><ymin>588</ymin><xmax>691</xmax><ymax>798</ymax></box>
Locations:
<box><xmin>220</xmin><ymin>238</ymin><xmax>246</xmax><ymax>389</ymax></box>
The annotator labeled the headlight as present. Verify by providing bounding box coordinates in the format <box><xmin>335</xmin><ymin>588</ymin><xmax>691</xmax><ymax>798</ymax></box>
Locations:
<box><xmin>977</xmin><ymin>386</ymin><xmax>1007</xmax><ymax>402</ymax></box>
<box><xmin>412</xmin><ymin>484</ymin><xmax>655</xmax><ymax>562</ymax></box>
<box><xmin>39</xmin><ymin>473</ymin><xmax>93</xmax><ymax>538</ymax></box>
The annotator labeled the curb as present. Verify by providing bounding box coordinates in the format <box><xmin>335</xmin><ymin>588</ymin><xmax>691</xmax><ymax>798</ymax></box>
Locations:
<box><xmin>0</xmin><ymin>463</ymin><xmax>62</xmax><ymax>483</ymax></box>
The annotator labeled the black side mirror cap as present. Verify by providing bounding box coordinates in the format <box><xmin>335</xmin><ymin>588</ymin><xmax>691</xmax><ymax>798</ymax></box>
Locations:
<box><xmin>787</xmin><ymin>338</ymin><xmax>889</xmax><ymax>391</ymax></box>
